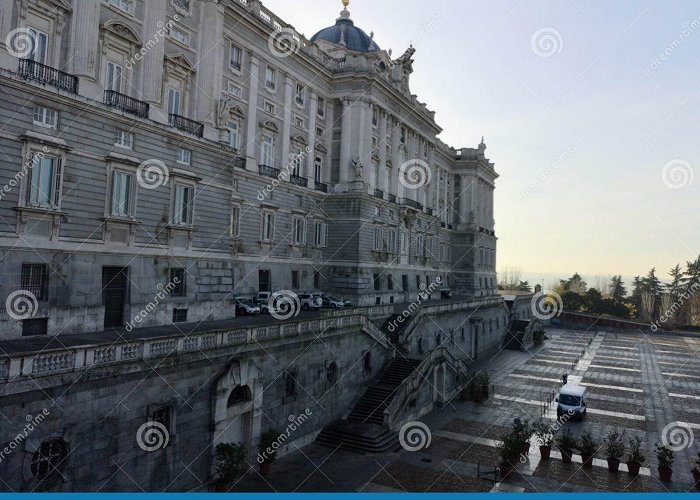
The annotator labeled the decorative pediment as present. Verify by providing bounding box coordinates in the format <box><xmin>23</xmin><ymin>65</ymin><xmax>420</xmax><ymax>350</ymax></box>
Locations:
<box><xmin>259</xmin><ymin>120</ymin><xmax>279</xmax><ymax>133</ymax></box>
<box><xmin>101</xmin><ymin>20</ymin><xmax>142</xmax><ymax>46</ymax></box>
<box><xmin>291</xmin><ymin>134</ymin><xmax>307</xmax><ymax>146</ymax></box>
<box><xmin>165</xmin><ymin>53</ymin><xmax>196</xmax><ymax>74</ymax></box>
<box><xmin>43</xmin><ymin>0</ymin><xmax>73</xmax><ymax>12</ymax></box>
<box><xmin>314</xmin><ymin>143</ymin><xmax>327</xmax><ymax>155</ymax></box>
<box><xmin>217</xmin><ymin>97</ymin><xmax>246</xmax><ymax>127</ymax></box>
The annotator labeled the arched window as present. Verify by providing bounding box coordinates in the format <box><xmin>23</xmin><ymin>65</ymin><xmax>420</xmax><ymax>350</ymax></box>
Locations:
<box><xmin>31</xmin><ymin>439</ymin><xmax>68</xmax><ymax>480</ymax></box>
<box><xmin>327</xmin><ymin>362</ymin><xmax>338</xmax><ymax>384</ymax></box>
<box><xmin>227</xmin><ymin>385</ymin><xmax>252</xmax><ymax>406</ymax></box>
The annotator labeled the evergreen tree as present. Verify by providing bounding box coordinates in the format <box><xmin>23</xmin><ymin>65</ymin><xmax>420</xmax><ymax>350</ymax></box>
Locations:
<box><xmin>609</xmin><ymin>275</ymin><xmax>627</xmax><ymax>302</ymax></box>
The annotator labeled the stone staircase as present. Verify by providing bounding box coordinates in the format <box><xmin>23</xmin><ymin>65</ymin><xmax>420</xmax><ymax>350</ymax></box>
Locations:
<box><xmin>315</xmin><ymin>357</ymin><xmax>421</xmax><ymax>453</ymax></box>
<box><xmin>379</xmin><ymin>314</ymin><xmax>410</xmax><ymax>356</ymax></box>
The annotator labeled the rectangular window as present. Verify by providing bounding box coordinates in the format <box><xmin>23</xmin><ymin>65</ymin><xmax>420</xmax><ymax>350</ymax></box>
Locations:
<box><xmin>173</xmin><ymin>183</ymin><xmax>193</xmax><ymax>225</ymax></box>
<box><xmin>372</xmin><ymin>106</ymin><xmax>379</xmax><ymax>127</ymax></box>
<box><xmin>169</xmin><ymin>26</ymin><xmax>189</xmax><ymax>46</ymax></box>
<box><xmin>314</xmin><ymin>221</ymin><xmax>328</xmax><ymax>247</ymax></box>
<box><xmin>265</xmin><ymin>67</ymin><xmax>276</xmax><ymax>91</ymax></box>
<box><xmin>314</xmin><ymin>156</ymin><xmax>322</xmax><ymax>184</ymax></box>
<box><xmin>28</xmin><ymin>155</ymin><xmax>61</xmax><ymax>209</ymax></box>
<box><xmin>315</xmin><ymin>126</ymin><xmax>324</xmax><ymax>137</ymax></box>
<box><xmin>110</xmin><ymin>0</ymin><xmax>132</xmax><ymax>12</ymax></box>
<box><xmin>291</xmin><ymin>270</ymin><xmax>299</xmax><ymax>290</ymax></box>
<box><xmin>22</xmin><ymin>317</ymin><xmax>48</xmax><ymax>337</ymax></box>
<box><xmin>402</xmin><ymin>275</ymin><xmax>408</xmax><ymax>292</ymax></box>
<box><xmin>373</xmin><ymin>274</ymin><xmax>380</xmax><ymax>291</ymax></box>
<box><xmin>260</xmin><ymin>135</ymin><xmax>274</xmax><ymax>166</ymax></box>
<box><xmin>169</xmin><ymin>268</ymin><xmax>186</xmax><ymax>297</ymax></box>
<box><xmin>227</xmin><ymin>82</ymin><xmax>242</xmax><ymax>97</ymax></box>
<box><xmin>263</xmin><ymin>101</ymin><xmax>275</xmax><ymax>114</ymax></box>
<box><xmin>416</xmin><ymin>275</ymin><xmax>421</xmax><ymax>290</ymax></box>
<box><xmin>105</xmin><ymin>61</ymin><xmax>123</xmax><ymax>93</ymax></box>
<box><xmin>172</xmin><ymin>308</ymin><xmax>188</xmax><ymax>322</ymax></box>
<box><xmin>177</xmin><ymin>149</ymin><xmax>191</xmax><ymax>165</ymax></box>
<box><xmin>26</xmin><ymin>28</ymin><xmax>48</xmax><ymax>64</ymax></box>
<box><xmin>230</xmin><ymin>206</ymin><xmax>240</xmax><ymax>237</ymax></box>
<box><xmin>21</xmin><ymin>263</ymin><xmax>48</xmax><ymax>301</ymax></box>
<box><xmin>373</xmin><ymin>226</ymin><xmax>382</xmax><ymax>251</ymax></box>
<box><xmin>400</xmin><ymin>127</ymin><xmax>406</xmax><ymax>144</ymax></box>
<box><xmin>293</xmin><ymin>217</ymin><xmax>306</xmax><ymax>245</ymax></box>
<box><xmin>317</xmin><ymin>97</ymin><xmax>325</xmax><ymax>117</ymax></box>
<box><xmin>114</xmin><ymin>130</ymin><xmax>133</xmax><ymax>149</ymax></box>
<box><xmin>227</xmin><ymin>120</ymin><xmax>239</xmax><ymax>150</ymax></box>
<box><xmin>33</xmin><ymin>106</ymin><xmax>57</xmax><ymax>129</ymax></box>
<box><xmin>295</xmin><ymin>84</ymin><xmax>305</xmax><ymax>106</ymax></box>
<box><xmin>314</xmin><ymin>271</ymin><xmax>320</xmax><ymax>289</ymax></box>
<box><xmin>262</xmin><ymin>211</ymin><xmax>274</xmax><ymax>241</ymax></box>
<box><xmin>258</xmin><ymin>269</ymin><xmax>270</xmax><ymax>292</ymax></box>
<box><xmin>229</xmin><ymin>44</ymin><xmax>242</xmax><ymax>70</ymax></box>
<box><xmin>167</xmin><ymin>88</ymin><xmax>181</xmax><ymax>116</ymax></box>
<box><xmin>387</xmin><ymin>229</ymin><xmax>396</xmax><ymax>254</ymax></box>
<box><xmin>387</xmin><ymin>275</ymin><xmax>394</xmax><ymax>290</ymax></box>
<box><xmin>110</xmin><ymin>171</ymin><xmax>132</xmax><ymax>217</ymax></box>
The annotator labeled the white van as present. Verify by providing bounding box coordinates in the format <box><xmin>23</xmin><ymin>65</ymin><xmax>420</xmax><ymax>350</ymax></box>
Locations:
<box><xmin>556</xmin><ymin>384</ymin><xmax>588</xmax><ymax>420</ymax></box>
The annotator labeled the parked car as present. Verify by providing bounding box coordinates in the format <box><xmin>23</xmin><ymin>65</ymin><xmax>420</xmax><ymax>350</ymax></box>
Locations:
<box><xmin>321</xmin><ymin>295</ymin><xmax>345</xmax><ymax>309</ymax></box>
<box><xmin>440</xmin><ymin>288</ymin><xmax>453</xmax><ymax>299</ymax></box>
<box><xmin>254</xmin><ymin>293</ymin><xmax>273</xmax><ymax>314</ymax></box>
<box><xmin>298</xmin><ymin>293</ymin><xmax>322</xmax><ymax>311</ymax></box>
<box><xmin>233</xmin><ymin>297</ymin><xmax>260</xmax><ymax>316</ymax></box>
<box><xmin>556</xmin><ymin>384</ymin><xmax>588</xmax><ymax>420</ymax></box>
<box><xmin>341</xmin><ymin>297</ymin><xmax>352</xmax><ymax>308</ymax></box>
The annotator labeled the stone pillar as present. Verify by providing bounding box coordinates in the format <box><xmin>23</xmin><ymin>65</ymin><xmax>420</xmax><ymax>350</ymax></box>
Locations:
<box><xmin>324</xmin><ymin>99</ymin><xmax>333</xmax><ymax>185</ymax></box>
<box><xmin>195</xmin><ymin>0</ymin><xmax>224</xmax><ymax>126</ymax></box>
<box><xmin>245</xmin><ymin>55</ymin><xmax>260</xmax><ymax>172</ymax></box>
<box><xmin>281</xmin><ymin>75</ymin><xmax>293</xmax><ymax>170</ymax></box>
<box><xmin>378</xmin><ymin>111</ymin><xmax>388</xmax><ymax>193</ymax></box>
<box><xmin>306</xmin><ymin>92</ymin><xmax>318</xmax><ymax>187</ymax></box>
<box><xmin>391</xmin><ymin>119</ymin><xmax>401</xmax><ymax>198</ymax></box>
<box><xmin>339</xmin><ymin>98</ymin><xmax>353</xmax><ymax>186</ymax></box>
<box><xmin>69</xmin><ymin>0</ymin><xmax>99</xmax><ymax>79</ymax></box>
<box><xmin>141</xmin><ymin>0</ymin><xmax>167</xmax><ymax>104</ymax></box>
<box><xmin>459</xmin><ymin>175</ymin><xmax>469</xmax><ymax>224</ymax></box>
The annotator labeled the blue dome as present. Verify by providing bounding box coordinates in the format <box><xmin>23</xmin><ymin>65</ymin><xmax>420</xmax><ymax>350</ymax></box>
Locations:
<box><xmin>311</xmin><ymin>18</ymin><xmax>380</xmax><ymax>53</ymax></box>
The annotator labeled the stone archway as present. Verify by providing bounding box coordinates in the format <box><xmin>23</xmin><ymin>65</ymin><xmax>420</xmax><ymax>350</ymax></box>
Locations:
<box><xmin>433</xmin><ymin>363</ymin><xmax>447</xmax><ymax>405</ymax></box>
<box><xmin>212</xmin><ymin>359</ymin><xmax>263</xmax><ymax>465</ymax></box>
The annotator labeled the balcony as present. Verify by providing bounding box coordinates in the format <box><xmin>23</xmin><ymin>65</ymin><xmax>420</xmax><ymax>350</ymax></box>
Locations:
<box><xmin>440</xmin><ymin>222</ymin><xmax>446</xmax><ymax>228</ymax></box>
<box><xmin>399</xmin><ymin>197</ymin><xmax>423</xmax><ymax>211</ymax></box>
<box><xmin>387</xmin><ymin>194</ymin><xmax>397</xmax><ymax>204</ymax></box>
<box><xmin>425</xmin><ymin>208</ymin><xmax>434</xmax><ymax>216</ymax></box>
<box><xmin>373</xmin><ymin>189</ymin><xmax>384</xmax><ymax>200</ymax></box>
<box><xmin>315</xmin><ymin>182</ymin><xmax>328</xmax><ymax>193</ymax></box>
<box><xmin>19</xmin><ymin>59</ymin><xmax>78</xmax><ymax>94</ymax></box>
<box><xmin>289</xmin><ymin>174</ymin><xmax>308</xmax><ymax>187</ymax></box>
<box><xmin>259</xmin><ymin>164</ymin><xmax>281</xmax><ymax>178</ymax></box>
<box><xmin>104</xmin><ymin>90</ymin><xmax>149</xmax><ymax>118</ymax></box>
<box><xmin>233</xmin><ymin>156</ymin><xmax>246</xmax><ymax>169</ymax></box>
<box><xmin>169</xmin><ymin>114</ymin><xmax>204</xmax><ymax>137</ymax></box>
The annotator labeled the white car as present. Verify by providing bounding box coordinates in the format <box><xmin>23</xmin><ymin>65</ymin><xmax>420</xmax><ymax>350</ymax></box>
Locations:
<box><xmin>233</xmin><ymin>297</ymin><xmax>260</xmax><ymax>316</ymax></box>
<box><xmin>321</xmin><ymin>295</ymin><xmax>345</xmax><ymax>309</ymax></box>
<box><xmin>298</xmin><ymin>293</ymin><xmax>322</xmax><ymax>311</ymax></box>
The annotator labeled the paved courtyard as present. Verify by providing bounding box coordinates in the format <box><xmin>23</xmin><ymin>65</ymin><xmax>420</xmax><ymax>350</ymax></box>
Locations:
<box><xmin>233</xmin><ymin>328</ymin><xmax>700</xmax><ymax>493</ymax></box>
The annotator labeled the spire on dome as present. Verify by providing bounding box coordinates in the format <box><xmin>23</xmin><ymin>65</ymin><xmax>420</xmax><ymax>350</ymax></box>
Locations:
<box><xmin>339</xmin><ymin>0</ymin><xmax>351</xmax><ymax>20</ymax></box>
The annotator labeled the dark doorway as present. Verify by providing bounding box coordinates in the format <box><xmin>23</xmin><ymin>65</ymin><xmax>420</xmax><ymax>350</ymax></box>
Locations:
<box><xmin>103</xmin><ymin>266</ymin><xmax>128</xmax><ymax>328</ymax></box>
<box><xmin>258</xmin><ymin>270</ymin><xmax>271</xmax><ymax>292</ymax></box>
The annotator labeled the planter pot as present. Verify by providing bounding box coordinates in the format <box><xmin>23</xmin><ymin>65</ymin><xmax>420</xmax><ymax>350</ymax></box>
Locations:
<box><xmin>214</xmin><ymin>480</ymin><xmax>229</xmax><ymax>493</ymax></box>
<box><xmin>539</xmin><ymin>445</ymin><xmax>551</xmax><ymax>460</ymax></box>
<box><xmin>560</xmin><ymin>449</ymin><xmax>573</xmax><ymax>463</ymax></box>
<box><xmin>581</xmin><ymin>454</ymin><xmax>594</xmax><ymax>467</ymax></box>
<box><xmin>692</xmin><ymin>469</ymin><xmax>700</xmax><ymax>488</ymax></box>
<box><xmin>627</xmin><ymin>462</ymin><xmax>641</xmax><ymax>477</ymax></box>
<box><xmin>259</xmin><ymin>462</ymin><xmax>272</xmax><ymax>476</ymax></box>
<box><xmin>658</xmin><ymin>467</ymin><xmax>673</xmax><ymax>482</ymax></box>
<box><xmin>607</xmin><ymin>458</ymin><xmax>621</xmax><ymax>472</ymax></box>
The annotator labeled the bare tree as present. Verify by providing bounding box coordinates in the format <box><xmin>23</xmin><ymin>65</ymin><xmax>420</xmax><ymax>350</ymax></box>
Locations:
<box><xmin>498</xmin><ymin>266</ymin><xmax>522</xmax><ymax>290</ymax></box>
<box><xmin>593</xmin><ymin>275</ymin><xmax>612</xmax><ymax>297</ymax></box>
<box><xmin>641</xmin><ymin>291</ymin><xmax>655</xmax><ymax>322</ymax></box>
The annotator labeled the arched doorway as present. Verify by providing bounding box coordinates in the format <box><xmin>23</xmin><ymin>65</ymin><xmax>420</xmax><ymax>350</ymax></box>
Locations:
<box><xmin>433</xmin><ymin>364</ymin><xmax>446</xmax><ymax>405</ymax></box>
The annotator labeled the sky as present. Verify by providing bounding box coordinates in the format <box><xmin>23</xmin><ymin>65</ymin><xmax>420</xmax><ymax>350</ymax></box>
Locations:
<box><xmin>265</xmin><ymin>0</ymin><xmax>700</xmax><ymax>284</ymax></box>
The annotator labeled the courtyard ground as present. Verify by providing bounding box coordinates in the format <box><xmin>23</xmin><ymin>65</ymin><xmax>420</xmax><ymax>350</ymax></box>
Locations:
<box><xmin>233</xmin><ymin>328</ymin><xmax>700</xmax><ymax>493</ymax></box>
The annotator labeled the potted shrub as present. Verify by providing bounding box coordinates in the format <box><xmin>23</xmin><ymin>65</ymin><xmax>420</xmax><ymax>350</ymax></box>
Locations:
<box><xmin>556</xmin><ymin>429</ymin><xmax>577</xmax><ymax>463</ymax></box>
<box><xmin>214</xmin><ymin>442</ymin><xmax>246</xmax><ymax>491</ymax></box>
<box><xmin>578</xmin><ymin>432</ymin><xmax>598</xmax><ymax>467</ymax></box>
<box><xmin>626</xmin><ymin>436</ymin><xmax>646</xmax><ymax>477</ymax></box>
<box><xmin>532</xmin><ymin>420</ymin><xmax>553</xmax><ymax>460</ymax></box>
<box><xmin>258</xmin><ymin>430</ymin><xmax>281</xmax><ymax>476</ymax></box>
<box><xmin>533</xmin><ymin>330</ymin><xmax>546</xmax><ymax>346</ymax></box>
<box><xmin>604</xmin><ymin>430</ymin><xmax>625</xmax><ymax>472</ymax></box>
<box><xmin>513</xmin><ymin>419</ymin><xmax>531</xmax><ymax>455</ymax></box>
<box><xmin>691</xmin><ymin>452</ymin><xmax>700</xmax><ymax>488</ymax></box>
<box><xmin>656</xmin><ymin>443</ymin><xmax>674</xmax><ymax>482</ymax></box>
<box><xmin>497</xmin><ymin>431</ymin><xmax>522</xmax><ymax>479</ymax></box>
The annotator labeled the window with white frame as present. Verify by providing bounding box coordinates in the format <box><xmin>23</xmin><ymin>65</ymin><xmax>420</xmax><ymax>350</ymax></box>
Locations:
<box><xmin>314</xmin><ymin>156</ymin><xmax>322</xmax><ymax>184</ymax></box>
<box><xmin>109</xmin><ymin>0</ymin><xmax>132</xmax><ymax>13</ymax></box>
<box><xmin>33</xmin><ymin>106</ymin><xmax>57</xmax><ymax>129</ymax></box>
<box><xmin>317</xmin><ymin>97</ymin><xmax>325</xmax><ymax>117</ymax></box>
<box><xmin>230</xmin><ymin>205</ymin><xmax>240</xmax><ymax>237</ymax></box>
<box><xmin>105</xmin><ymin>61</ymin><xmax>123</xmax><ymax>93</ymax></box>
<box><xmin>263</xmin><ymin>101</ymin><xmax>275</xmax><ymax>114</ymax></box>
<box><xmin>226</xmin><ymin>82</ymin><xmax>241</xmax><ymax>97</ymax></box>
<box><xmin>26</xmin><ymin>28</ymin><xmax>48</xmax><ymax>64</ymax></box>
<box><xmin>110</xmin><ymin>170</ymin><xmax>133</xmax><ymax>217</ymax></box>
<box><xmin>229</xmin><ymin>44</ymin><xmax>242</xmax><ymax>70</ymax></box>
<box><xmin>295</xmin><ymin>84</ymin><xmax>305</xmax><ymax>106</ymax></box>
<box><xmin>293</xmin><ymin>217</ymin><xmax>306</xmax><ymax>245</ymax></box>
<box><xmin>265</xmin><ymin>66</ymin><xmax>276</xmax><ymax>91</ymax></box>
<box><xmin>227</xmin><ymin>120</ymin><xmax>240</xmax><ymax>150</ymax></box>
<box><xmin>314</xmin><ymin>221</ymin><xmax>328</xmax><ymax>247</ymax></box>
<box><xmin>169</xmin><ymin>25</ymin><xmax>189</xmax><ymax>46</ymax></box>
<box><xmin>294</xmin><ymin>115</ymin><xmax>305</xmax><ymax>129</ymax></box>
<box><xmin>173</xmin><ymin>183</ymin><xmax>193</xmax><ymax>225</ymax></box>
<box><xmin>167</xmin><ymin>88</ymin><xmax>181</xmax><ymax>116</ymax></box>
<box><xmin>261</xmin><ymin>211</ymin><xmax>274</xmax><ymax>241</ymax></box>
<box><xmin>387</xmin><ymin>229</ymin><xmax>397</xmax><ymax>254</ymax></box>
<box><xmin>372</xmin><ymin>106</ymin><xmax>378</xmax><ymax>127</ymax></box>
<box><xmin>373</xmin><ymin>226</ymin><xmax>383</xmax><ymax>251</ymax></box>
<box><xmin>115</xmin><ymin>130</ymin><xmax>133</xmax><ymax>149</ymax></box>
<box><xmin>260</xmin><ymin>135</ymin><xmax>274</xmax><ymax>166</ymax></box>
<box><xmin>290</xmin><ymin>146</ymin><xmax>303</xmax><ymax>177</ymax></box>
<box><xmin>27</xmin><ymin>155</ymin><xmax>61</xmax><ymax>209</ymax></box>
<box><xmin>177</xmin><ymin>148</ymin><xmax>191</xmax><ymax>165</ymax></box>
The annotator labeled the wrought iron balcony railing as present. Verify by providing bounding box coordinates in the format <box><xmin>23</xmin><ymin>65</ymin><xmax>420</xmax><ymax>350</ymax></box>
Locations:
<box><xmin>169</xmin><ymin>114</ymin><xmax>204</xmax><ymax>137</ymax></box>
<box><xmin>387</xmin><ymin>194</ymin><xmax>397</xmax><ymax>203</ymax></box>
<box><xmin>259</xmin><ymin>164</ymin><xmax>281</xmax><ymax>178</ymax></box>
<box><xmin>314</xmin><ymin>182</ymin><xmax>328</xmax><ymax>193</ymax></box>
<box><xmin>104</xmin><ymin>90</ymin><xmax>149</xmax><ymax>118</ymax></box>
<box><xmin>289</xmin><ymin>174</ymin><xmax>308</xmax><ymax>187</ymax></box>
<box><xmin>19</xmin><ymin>59</ymin><xmax>78</xmax><ymax>94</ymax></box>
<box><xmin>425</xmin><ymin>207</ymin><xmax>434</xmax><ymax>216</ymax></box>
<box><xmin>373</xmin><ymin>189</ymin><xmax>384</xmax><ymax>200</ymax></box>
<box><xmin>233</xmin><ymin>156</ymin><xmax>246</xmax><ymax>169</ymax></box>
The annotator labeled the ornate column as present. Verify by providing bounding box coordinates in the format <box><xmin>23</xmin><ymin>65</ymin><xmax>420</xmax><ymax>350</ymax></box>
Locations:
<box><xmin>378</xmin><ymin>110</ymin><xmax>388</xmax><ymax>193</ymax></box>
<box><xmin>281</xmin><ymin>74</ymin><xmax>293</xmax><ymax>169</ymax></box>
<box><xmin>196</xmin><ymin>0</ymin><xmax>224</xmax><ymax>125</ymax></box>
<box><xmin>245</xmin><ymin>54</ymin><xmax>260</xmax><ymax>171</ymax></box>
<box><xmin>306</xmin><ymin>91</ymin><xmax>318</xmax><ymax>187</ymax></box>
<box><xmin>339</xmin><ymin>98</ymin><xmax>353</xmax><ymax>186</ymax></box>
<box><xmin>141</xmin><ymin>0</ymin><xmax>167</xmax><ymax>104</ymax></box>
<box><xmin>69</xmin><ymin>0</ymin><xmax>100</xmax><ymax>79</ymax></box>
<box><xmin>391</xmin><ymin>118</ymin><xmax>401</xmax><ymax>199</ymax></box>
<box><xmin>460</xmin><ymin>175</ymin><xmax>469</xmax><ymax>224</ymax></box>
<box><xmin>324</xmin><ymin>99</ymin><xmax>333</xmax><ymax>185</ymax></box>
